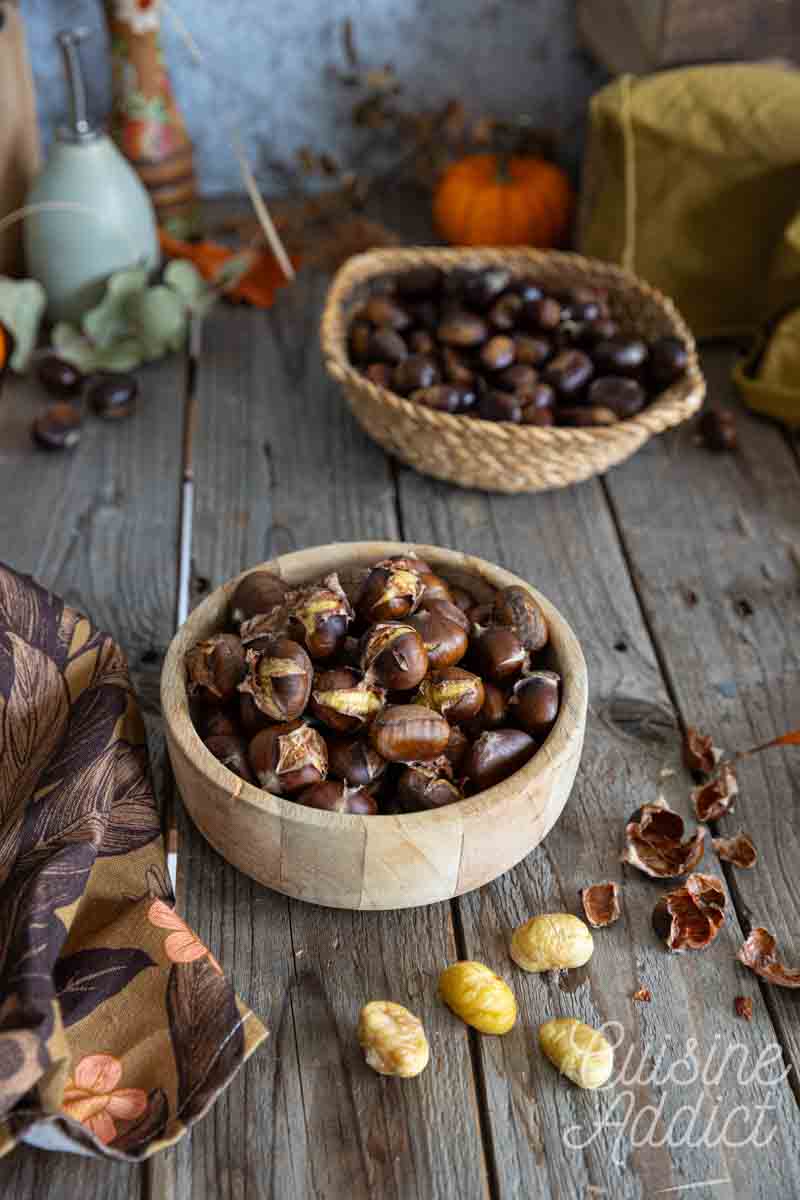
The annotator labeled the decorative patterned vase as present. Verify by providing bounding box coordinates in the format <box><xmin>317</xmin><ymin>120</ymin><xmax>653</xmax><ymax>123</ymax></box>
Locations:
<box><xmin>103</xmin><ymin>0</ymin><xmax>198</xmax><ymax>236</ymax></box>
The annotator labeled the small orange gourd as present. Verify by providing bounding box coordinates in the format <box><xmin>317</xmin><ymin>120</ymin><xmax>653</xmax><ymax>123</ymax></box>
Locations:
<box><xmin>433</xmin><ymin>153</ymin><xmax>572</xmax><ymax>248</ymax></box>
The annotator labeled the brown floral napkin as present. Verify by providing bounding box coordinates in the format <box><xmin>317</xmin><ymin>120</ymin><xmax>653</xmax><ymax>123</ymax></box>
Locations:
<box><xmin>0</xmin><ymin>564</ymin><xmax>267</xmax><ymax>1159</ymax></box>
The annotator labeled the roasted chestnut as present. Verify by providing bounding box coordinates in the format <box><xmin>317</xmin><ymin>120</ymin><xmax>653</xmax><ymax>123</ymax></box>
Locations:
<box><xmin>289</xmin><ymin>573</ymin><xmax>353</xmax><ymax>659</ymax></box>
<box><xmin>327</xmin><ymin>737</ymin><xmax>387</xmax><ymax>787</ymax></box>
<box><xmin>510</xmin><ymin>670</ymin><xmax>560</xmax><ymax>738</ymax></box>
<box><xmin>31</xmin><ymin>403</ymin><xmax>82</xmax><ymax>451</ymax></box>
<box><xmin>309</xmin><ymin>666</ymin><xmax>384</xmax><ymax>733</ymax></box>
<box><xmin>423</xmin><ymin>596</ymin><xmax>469</xmax><ymax>632</ymax></box>
<box><xmin>443</xmin><ymin>725</ymin><xmax>469</xmax><ymax>773</ymax></box>
<box><xmin>492</xmin><ymin>586</ymin><xmax>548</xmax><ymax>653</ymax></box>
<box><xmin>369</xmin><ymin>704</ymin><xmax>450</xmax><ymax>763</ymax></box>
<box><xmin>471</xmin><ymin>626</ymin><xmax>526</xmax><ymax>682</ymax></box>
<box><xmin>415</xmin><ymin>667</ymin><xmax>485</xmax><ymax>723</ymax></box>
<box><xmin>295</xmin><ymin>780</ymin><xmax>377</xmax><ymax>815</ymax></box>
<box><xmin>248</xmin><ymin>721</ymin><xmax>327</xmax><ymax>794</ymax></box>
<box><xmin>205</xmin><ymin>733</ymin><xmax>255</xmax><ymax>784</ymax></box>
<box><xmin>361</xmin><ymin>622</ymin><xmax>429</xmax><ymax>690</ymax></box>
<box><xmin>37</xmin><ymin>354</ymin><xmax>84</xmax><ymax>396</ymax></box>
<box><xmin>239</xmin><ymin>690</ymin><xmax>274</xmax><ymax>736</ymax></box>
<box><xmin>357</xmin><ymin>563</ymin><xmax>425</xmax><ymax>623</ymax></box>
<box><xmin>461</xmin><ymin>681</ymin><xmax>508</xmax><ymax>738</ymax></box>
<box><xmin>196</xmin><ymin>706</ymin><xmax>240</xmax><ymax>740</ymax></box>
<box><xmin>87</xmin><ymin>372</ymin><xmax>138</xmax><ymax>420</ymax></box>
<box><xmin>397</xmin><ymin>766</ymin><xmax>462</xmax><ymax>811</ymax></box>
<box><xmin>418</xmin><ymin>572</ymin><xmax>454</xmax><ymax>606</ymax></box>
<box><xmin>238</xmin><ymin>637</ymin><xmax>313</xmax><ymax>721</ymax></box>
<box><xmin>185</xmin><ymin>633</ymin><xmax>246</xmax><ymax>703</ymax></box>
<box><xmin>408</xmin><ymin>608</ymin><xmax>468</xmax><ymax>670</ymax></box>
<box><xmin>450</xmin><ymin>586</ymin><xmax>475</xmax><ymax>614</ymax></box>
<box><xmin>463</xmin><ymin>729</ymin><xmax>536</xmax><ymax>790</ymax></box>
<box><xmin>230</xmin><ymin>570</ymin><xmax>288</xmax><ymax>626</ymax></box>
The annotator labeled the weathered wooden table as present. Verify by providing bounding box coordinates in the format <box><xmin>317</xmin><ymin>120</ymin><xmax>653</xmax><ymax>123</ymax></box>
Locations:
<box><xmin>1</xmin><ymin>258</ymin><xmax>799</xmax><ymax>1199</ymax></box>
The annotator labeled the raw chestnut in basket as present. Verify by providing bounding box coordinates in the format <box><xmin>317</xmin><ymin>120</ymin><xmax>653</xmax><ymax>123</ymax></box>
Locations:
<box><xmin>249</xmin><ymin>721</ymin><xmax>327</xmax><ymax>795</ymax></box>
<box><xmin>346</xmin><ymin>267</ymin><xmax>689</xmax><ymax>427</ymax></box>
<box><xmin>296</xmin><ymin>780</ymin><xmax>377</xmax><ymax>815</ymax></box>
<box><xmin>510</xmin><ymin>671</ymin><xmax>561</xmax><ymax>739</ymax></box>
<box><xmin>309</xmin><ymin>666</ymin><xmax>385</xmax><ymax>733</ymax></box>
<box><xmin>464</xmin><ymin>729</ymin><xmax>537</xmax><ymax>790</ymax></box>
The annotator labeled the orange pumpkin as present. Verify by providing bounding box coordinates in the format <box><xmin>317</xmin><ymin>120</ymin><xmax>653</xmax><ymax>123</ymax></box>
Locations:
<box><xmin>433</xmin><ymin>153</ymin><xmax>573</xmax><ymax>248</ymax></box>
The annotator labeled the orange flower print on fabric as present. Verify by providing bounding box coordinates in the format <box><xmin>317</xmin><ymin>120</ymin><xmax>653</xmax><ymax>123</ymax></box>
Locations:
<box><xmin>62</xmin><ymin>1054</ymin><xmax>147</xmax><ymax>1145</ymax></box>
<box><xmin>147</xmin><ymin>898</ymin><xmax>222</xmax><ymax>974</ymax></box>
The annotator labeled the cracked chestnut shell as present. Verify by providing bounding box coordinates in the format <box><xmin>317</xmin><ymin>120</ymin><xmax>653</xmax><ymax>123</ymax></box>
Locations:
<box><xmin>248</xmin><ymin>720</ymin><xmax>327</xmax><ymax>795</ymax></box>
<box><xmin>289</xmin><ymin>573</ymin><xmax>353</xmax><ymax>659</ymax></box>
<box><xmin>492</xmin><ymin>586</ymin><xmax>548</xmax><ymax>653</ymax></box>
<box><xmin>415</xmin><ymin>667</ymin><xmax>485</xmax><ymax>723</ymax></box>
<box><xmin>369</xmin><ymin>704</ymin><xmax>450</xmax><ymax>763</ymax></box>
<box><xmin>230</xmin><ymin>571</ymin><xmax>288</xmax><ymax>626</ymax></box>
<box><xmin>360</xmin><ymin>622</ymin><xmax>429</xmax><ymax>691</ymax></box>
<box><xmin>397</xmin><ymin>766</ymin><xmax>462</xmax><ymax>811</ymax></box>
<box><xmin>511</xmin><ymin>670</ymin><xmax>560</xmax><ymax>738</ymax></box>
<box><xmin>309</xmin><ymin>666</ymin><xmax>385</xmax><ymax>733</ymax></box>
<box><xmin>327</xmin><ymin>737</ymin><xmax>387</xmax><ymax>787</ymax></box>
<box><xmin>185</xmin><ymin>633</ymin><xmax>246</xmax><ymax>703</ymax></box>
<box><xmin>239</xmin><ymin>637</ymin><xmax>313</xmax><ymax>722</ymax></box>
<box><xmin>295</xmin><ymin>780</ymin><xmax>378</xmax><ymax>815</ymax></box>
<box><xmin>357</xmin><ymin>564</ymin><xmax>425</xmax><ymax>623</ymax></box>
<box><xmin>464</xmin><ymin>729</ymin><xmax>536</xmax><ymax>790</ymax></box>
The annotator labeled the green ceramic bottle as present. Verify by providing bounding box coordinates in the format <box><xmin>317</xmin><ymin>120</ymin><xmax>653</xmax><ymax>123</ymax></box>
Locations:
<box><xmin>24</xmin><ymin>28</ymin><xmax>159</xmax><ymax>323</ymax></box>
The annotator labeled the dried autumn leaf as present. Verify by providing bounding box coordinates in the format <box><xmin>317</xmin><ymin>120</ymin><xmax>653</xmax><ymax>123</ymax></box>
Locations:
<box><xmin>652</xmin><ymin>873</ymin><xmax>726</xmax><ymax>952</ymax></box>
<box><xmin>733</xmin><ymin>727</ymin><xmax>800</xmax><ymax>761</ymax></box>
<box><xmin>691</xmin><ymin>764</ymin><xmax>738</xmax><ymax>822</ymax></box>
<box><xmin>713</xmin><ymin>831</ymin><xmax>757</xmax><ymax>869</ymax></box>
<box><xmin>737</xmin><ymin>928</ymin><xmax>800</xmax><ymax>988</ymax></box>
<box><xmin>632</xmin><ymin>987</ymin><xmax>652</xmax><ymax>1003</ymax></box>
<box><xmin>622</xmin><ymin>801</ymin><xmax>705</xmax><ymax>879</ymax></box>
<box><xmin>580</xmin><ymin>882</ymin><xmax>621</xmax><ymax>929</ymax></box>
<box><xmin>683</xmin><ymin>725</ymin><xmax>720</xmax><ymax>774</ymax></box>
<box><xmin>734</xmin><ymin>996</ymin><xmax>753</xmax><ymax>1021</ymax></box>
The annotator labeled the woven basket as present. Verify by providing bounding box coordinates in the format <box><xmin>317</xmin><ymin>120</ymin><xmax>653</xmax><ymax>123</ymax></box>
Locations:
<box><xmin>321</xmin><ymin>247</ymin><xmax>705</xmax><ymax>494</ymax></box>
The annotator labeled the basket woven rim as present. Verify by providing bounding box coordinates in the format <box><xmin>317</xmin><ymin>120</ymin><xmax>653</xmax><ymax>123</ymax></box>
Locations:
<box><xmin>320</xmin><ymin>246</ymin><xmax>705</xmax><ymax>449</ymax></box>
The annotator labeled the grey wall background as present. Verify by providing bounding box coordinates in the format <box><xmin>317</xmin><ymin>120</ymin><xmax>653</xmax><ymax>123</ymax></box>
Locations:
<box><xmin>23</xmin><ymin>0</ymin><xmax>606</xmax><ymax>195</ymax></box>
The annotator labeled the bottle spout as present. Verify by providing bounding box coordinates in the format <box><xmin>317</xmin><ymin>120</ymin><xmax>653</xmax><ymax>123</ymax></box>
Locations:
<box><xmin>56</xmin><ymin>27</ymin><xmax>98</xmax><ymax>142</ymax></box>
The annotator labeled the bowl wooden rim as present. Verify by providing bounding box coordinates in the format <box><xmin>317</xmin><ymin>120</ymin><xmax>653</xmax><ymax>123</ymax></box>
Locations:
<box><xmin>161</xmin><ymin>542</ymin><xmax>588</xmax><ymax>836</ymax></box>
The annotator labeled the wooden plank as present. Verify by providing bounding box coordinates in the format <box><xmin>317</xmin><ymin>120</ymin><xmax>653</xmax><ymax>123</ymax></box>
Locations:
<box><xmin>162</xmin><ymin>285</ymin><xmax>490</xmax><ymax>1199</ymax></box>
<box><xmin>395</xmin><ymin>457</ymin><xmax>800</xmax><ymax>1195</ymax></box>
<box><xmin>603</xmin><ymin>347</ymin><xmax>800</xmax><ymax>1081</ymax></box>
<box><xmin>0</xmin><ymin>356</ymin><xmax>182</xmax><ymax>1189</ymax></box>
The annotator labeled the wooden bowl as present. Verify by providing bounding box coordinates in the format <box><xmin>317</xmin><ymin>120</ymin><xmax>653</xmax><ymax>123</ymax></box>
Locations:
<box><xmin>321</xmin><ymin>247</ymin><xmax>705</xmax><ymax>493</ymax></box>
<box><xmin>161</xmin><ymin>542</ymin><xmax>588</xmax><ymax>910</ymax></box>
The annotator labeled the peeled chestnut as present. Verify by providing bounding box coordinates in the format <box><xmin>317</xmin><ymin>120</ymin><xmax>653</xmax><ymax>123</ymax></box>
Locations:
<box><xmin>185</xmin><ymin>633</ymin><xmax>246</xmax><ymax>703</ymax></box>
<box><xmin>397</xmin><ymin>766</ymin><xmax>462</xmax><ymax>811</ymax></box>
<box><xmin>239</xmin><ymin>638</ymin><xmax>312</xmax><ymax>721</ymax></box>
<box><xmin>511</xmin><ymin>670</ymin><xmax>560</xmax><ymax>738</ymax></box>
<box><xmin>289</xmin><ymin>573</ymin><xmax>353</xmax><ymax>659</ymax></box>
<box><xmin>295</xmin><ymin>780</ymin><xmax>377</xmax><ymax>815</ymax></box>
<box><xmin>416</xmin><ymin>667</ymin><xmax>485</xmax><ymax>723</ymax></box>
<box><xmin>327</xmin><ymin>737</ymin><xmax>387</xmax><ymax>787</ymax></box>
<box><xmin>248</xmin><ymin>721</ymin><xmax>327</xmax><ymax>795</ymax></box>
<box><xmin>357</xmin><ymin>564</ymin><xmax>425</xmax><ymax>623</ymax></box>
<box><xmin>492</xmin><ymin>586</ymin><xmax>548</xmax><ymax>653</ymax></box>
<box><xmin>408</xmin><ymin>608</ymin><xmax>468</xmax><ymax>670</ymax></box>
<box><xmin>230</xmin><ymin>570</ymin><xmax>288</xmax><ymax>626</ymax></box>
<box><xmin>471</xmin><ymin>626</ymin><xmax>526</xmax><ymax>683</ymax></box>
<box><xmin>309</xmin><ymin>667</ymin><xmax>384</xmax><ymax>733</ymax></box>
<box><xmin>369</xmin><ymin>704</ymin><xmax>450</xmax><ymax>763</ymax></box>
<box><xmin>205</xmin><ymin>733</ymin><xmax>255</xmax><ymax>784</ymax></box>
<box><xmin>361</xmin><ymin>623</ymin><xmax>429</xmax><ymax>691</ymax></box>
<box><xmin>463</xmin><ymin>729</ymin><xmax>536</xmax><ymax>790</ymax></box>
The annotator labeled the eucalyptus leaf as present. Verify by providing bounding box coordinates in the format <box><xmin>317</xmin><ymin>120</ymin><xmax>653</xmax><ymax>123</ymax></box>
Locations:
<box><xmin>0</xmin><ymin>277</ymin><xmax>46</xmax><ymax>371</ymax></box>
<box><xmin>52</xmin><ymin>322</ymin><xmax>103</xmax><ymax>373</ymax></box>
<box><xmin>130</xmin><ymin>285</ymin><xmax>188</xmax><ymax>358</ymax></box>
<box><xmin>82</xmin><ymin>266</ymin><xmax>149</xmax><ymax>349</ymax></box>
<box><xmin>93</xmin><ymin>337</ymin><xmax>144</xmax><ymax>373</ymax></box>
<box><xmin>163</xmin><ymin>258</ymin><xmax>207</xmax><ymax>305</ymax></box>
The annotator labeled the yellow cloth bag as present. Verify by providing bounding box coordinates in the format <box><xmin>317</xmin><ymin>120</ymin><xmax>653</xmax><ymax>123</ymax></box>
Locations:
<box><xmin>579</xmin><ymin>65</ymin><xmax>800</xmax><ymax>424</ymax></box>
